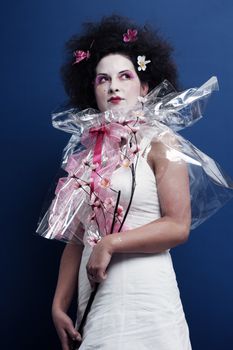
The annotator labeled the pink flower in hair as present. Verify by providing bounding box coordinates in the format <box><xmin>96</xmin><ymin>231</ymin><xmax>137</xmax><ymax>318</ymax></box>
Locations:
<box><xmin>123</xmin><ymin>29</ymin><xmax>138</xmax><ymax>43</ymax></box>
<box><xmin>73</xmin><ymin>50</ymin><xmax>90</xmax><ymax>64</ymax></box>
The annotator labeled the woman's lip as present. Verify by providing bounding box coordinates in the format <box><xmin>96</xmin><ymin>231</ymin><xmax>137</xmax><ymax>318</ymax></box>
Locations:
<box><xmin>110</xmin><ymin>99</ymin><xmax>122</xmax><ymax>104</ymax></box>
<box><xmin>108</xmin><ymin>97</ymin><xmax>123</xmax><ymax>104</ymax></box>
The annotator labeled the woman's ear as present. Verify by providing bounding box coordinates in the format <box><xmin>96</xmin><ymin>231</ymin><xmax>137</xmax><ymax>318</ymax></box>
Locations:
<box><xmin>140</xmin><ymin>82</ymin><xmax>149</xmax><ymax>96</ymax></box>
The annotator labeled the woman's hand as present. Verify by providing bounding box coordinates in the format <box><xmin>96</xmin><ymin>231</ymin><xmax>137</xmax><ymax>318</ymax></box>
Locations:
<box><xmin>86</xmin><ymin>236</ymin><xmax>113</xmax><ymax>284</ymax></box>
<box><xmin>52</xmin><ymin>307</ymin><xmax>82</xmax><ymax>350</ymax></box>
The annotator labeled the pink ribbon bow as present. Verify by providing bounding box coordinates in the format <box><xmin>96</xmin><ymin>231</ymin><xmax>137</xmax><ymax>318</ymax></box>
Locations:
<box><xmin>87</xmin><ymin>123</ymin><xmax>128</xmax><ymax>192</ymax></box>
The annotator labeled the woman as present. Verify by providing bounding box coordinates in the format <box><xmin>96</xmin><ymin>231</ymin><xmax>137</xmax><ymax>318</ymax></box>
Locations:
<box><xmin>37</xmin><ymin>15</ymin><xmax>232</xmax><ymax>350</ymax></box>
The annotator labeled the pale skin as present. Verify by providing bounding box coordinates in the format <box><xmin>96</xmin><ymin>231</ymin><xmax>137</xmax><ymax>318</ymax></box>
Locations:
<box><xmin>52</xmin><ymin>53</ymin><xmax>191</xmax><ymax>350</ymax></box>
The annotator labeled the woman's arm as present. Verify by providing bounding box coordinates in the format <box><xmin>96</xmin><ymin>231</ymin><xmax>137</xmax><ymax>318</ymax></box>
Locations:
<box><xmin>52</xmin><ymin>243</ymin><xmax>84</xmax><ymax>311</ymax></box>
<box><xmin>86</xmin><ymin>136</ymin><xmax>191</xmax><ymax>282</ymax></box>
<box><xmin>52</xmin><ymin>243</ymin><xmax>84</xmax><ymax>350</ymax></box>
<box><xmin>109</xmin><ymin>138</ymin><xmax>191</xmax><ymax>252</ymax></box>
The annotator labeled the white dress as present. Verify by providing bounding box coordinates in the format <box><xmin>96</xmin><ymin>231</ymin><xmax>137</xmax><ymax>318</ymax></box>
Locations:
<box><xmin>77</xmin><ymin>141</ymin><xmax>192</xmax><ymax>349</ymax></box>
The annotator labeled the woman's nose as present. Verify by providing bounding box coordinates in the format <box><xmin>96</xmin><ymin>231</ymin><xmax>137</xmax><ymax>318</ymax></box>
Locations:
<box><xmin>108</xmin><ymin>78</ymin><xmax>120</xmax><ymax>93</ymax></box>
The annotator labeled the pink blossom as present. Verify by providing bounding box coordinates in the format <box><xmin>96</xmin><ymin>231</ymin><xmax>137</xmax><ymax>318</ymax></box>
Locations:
<box><xmin>127</xmin><ymin>125</ymin><xmax>139</xmax><ymax>134</ymax></box>
<box><xmin>130</xmin><ymin>144</ymin><xmax>140</xmax><ymax>154</ymax></box>
<box><xmin>117</xmin><ymin>205</ymin><xmax>124</xmax><ymax>217</ymax></box>
<box><xmin>87</xmin><ymin>232</ymin><xmax>101</xmax><ymax>247</ymax></box>
<box><xmin>73</xmin><ymin>178</ymin><xmax>90</xmax><ymax>189</ymax></box>
<box><xmin>100</xmin><ymin>177</ymin><xmax>111</xmax><ymax>188</ymax></box>
<box><xmin>131</xmin><ymin>110</ymin><xmax>145</xmax><ymax>120</ymax></box>
<box><xmin>84</xmin><ymin>178</ymin><xmax>93</xmax><ymax>186</ymax></box>
<box><xmin>93</xmin><ymin>206</ymin><xmax>100</xmax><ymax>214</ymax></box>
<box><xmin>104</xmin><ymin>197</ymin><xmax>115</xmax><ymax>210</ymax></box>
<box><xmin>94</xmin><ymin>199</ymin><xmax>101</xmax><ymax>207</ymax></box>
<box><xmin>118</xmin><ymin>116</ymin><xmax>126</xmax><ymax>124</ymax></box>
<box><xmin>89</xmin><ymin>212</ymin><xmax>96</xmax><ymax>221</ymax></box>
<box><xmin>90</xmin><ymin>193</ymin><xmax>101</xmax><ymax>207</ymax></box>
<box><xmin>123</xmin><ymin>29</ymin><xmax>138</xmax><ymax>43</ymax></box>
<box><xmin>121</xmin><ymin>158</ymin><xmax>131</xmax><ymax>168</ymax></box>
<box><xmin>73</xmin><ymin>179</ymin><xmax>82</xmax><ymax>189</ymax></box>
<box><xmin>137</xmin><ymin>96</ymin><xmax>148</xmax><ymax>104</ymax></box>
<box><xmin>90</xmin><ymin>162</ymin><xmax>99</xmax><ymax>170</ymax></box>
<box><xmin>73</xmin><ymin>50</ymin><xmax>90</xmax><ymax>64</ymax></box>
<box><xmin>82</xmin><ymin>159</ymin><xmax>99</xmax><ymax>170</ymax></box>
<box><xmin>82</xmin><ymin>158</ymin><xmax>90</xmax><ymax>167</ymax></box>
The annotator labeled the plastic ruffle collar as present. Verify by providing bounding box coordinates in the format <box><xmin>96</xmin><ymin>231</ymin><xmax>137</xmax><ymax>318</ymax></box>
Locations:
<box><xmin>36</xmin><ymin>76</ymin><xmax>233</xmax><ymax>245</ymax></box>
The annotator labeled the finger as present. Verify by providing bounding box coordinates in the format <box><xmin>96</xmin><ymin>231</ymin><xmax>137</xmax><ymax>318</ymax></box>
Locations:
<box><xmin>60</xmin><ymin>330</ymin><xmax>70</xmax><ymax>350</ymax></box>
<box><xmin>87</xmin><ymin>266</ymin><xmax>107</xmax><ymax>283</ymax></box>
<box><xmin>74</xmin><ymin>332</ymin><xmax>82</xmax><ymax>342</ymax></box>
<box><xmin>86</xmin><ymin>263</ymin><xmax>92</xmax><ymax>274</ymax></box>
<box><xmin>96</xmin><ymin>269</ymin><xmax>107</xmax><ymax>282</ymax></box>
<box><xmin>62</xmin><ymin>330</ymin><xmax>82</xmax><ymax>350</ymax></box>
<box><xmin>88</xmin><ymin>277</ymin><xmax>96</xmax><ymax>289</ymax></box>
<box><xmin>71</xmin><ymin>337</ymin><xmax>82</xmax><ymax>350</ymax></box>
<box><xmin>87</xmin><ymin>273</ymin><xmax>96</xmax><ymax>288</ymax></box>
<box><xmin>86</xmin><ymin>269</ymin><xmax>97</xmax><ymax>281</ymax></box>
<box><xmin>65</xmin><ymin>325</ymin><xmax>82</xmax><ymax>342</ymax></box>
<box><xmin>86</xmin><ymin>264</ymin><xmax>95</xmax><ymax>276</ymax></box>
<box><xmin>68</xmin><ymin>336</ymin><xmax>82</xmax><ymax>350</ymax></box>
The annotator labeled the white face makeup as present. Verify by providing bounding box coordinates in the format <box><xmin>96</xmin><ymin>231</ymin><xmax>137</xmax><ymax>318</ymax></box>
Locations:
<box><xmin>94</xmin><ymin>54</ymin><xmax>148</xmax><ymax>112</ymax></box>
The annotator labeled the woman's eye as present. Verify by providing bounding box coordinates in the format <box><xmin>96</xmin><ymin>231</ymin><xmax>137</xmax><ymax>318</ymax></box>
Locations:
<box><xmin>95</xmin><ymin>76</ymin><xmax>109</xmax><ymax>85</ymax></box>
<box><xmin>120</xmin><ymin>73</ymin><xmax>133</xmax><ymax>80</ymax></box>
<box><xmin>100</xmin><ymin>76</ymin><xmax>108</xmax><ymax>83</ymax></box>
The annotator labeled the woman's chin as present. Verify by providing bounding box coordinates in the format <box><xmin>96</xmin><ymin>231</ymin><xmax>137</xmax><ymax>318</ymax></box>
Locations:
<box><xmin>107</xmin><ymin>101</ymin><xmax>133</xmax><ymax>114</ymax></box>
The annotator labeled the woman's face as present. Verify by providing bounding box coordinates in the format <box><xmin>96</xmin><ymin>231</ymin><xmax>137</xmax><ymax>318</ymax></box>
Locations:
<box><xmin>94</xmin><ymin>54</ymin><xmax>148</xmax><ymax>112</ymax></box>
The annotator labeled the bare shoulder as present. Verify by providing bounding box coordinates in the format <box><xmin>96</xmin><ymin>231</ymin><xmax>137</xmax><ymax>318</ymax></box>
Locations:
<box><xmin>146</xmin><ymin>131</ymin><xmax>191</xmax><ymax>229</ymax></box>
<box><xmin>147</xmin><ymin>130</ymin><xmax>181</xmax><ymax>174</ymax></box>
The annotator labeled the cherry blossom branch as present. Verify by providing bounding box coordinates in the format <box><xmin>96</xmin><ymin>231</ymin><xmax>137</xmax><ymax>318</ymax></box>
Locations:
<box><xmin>118</xmin><ymin>161</ymin><xmax>136</xmax><ymax>232</ymax></box>
<box><xmin>110</xmin><ymin>190</ymin><xmax>121</xmax><ymax>234</ymax></box>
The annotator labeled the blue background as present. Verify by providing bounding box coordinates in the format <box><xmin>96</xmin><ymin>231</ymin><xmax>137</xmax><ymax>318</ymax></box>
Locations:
<box><xmin>1</xmin><ymin>1</ymin><xmax>233</xmax><ymax>349</ymax></box>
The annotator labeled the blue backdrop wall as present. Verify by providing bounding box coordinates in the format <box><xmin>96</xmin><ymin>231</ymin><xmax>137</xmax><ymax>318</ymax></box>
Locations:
<box><xmin>1</xmin><ymin>1</ymin><xmax>233</xmax><ymax>349</ymax></box>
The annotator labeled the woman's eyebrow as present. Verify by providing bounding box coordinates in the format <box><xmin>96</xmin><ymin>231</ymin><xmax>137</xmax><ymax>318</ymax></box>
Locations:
<box><xmin>96</xmin><ymin>73</ymin><xmax>109</xmax><ymax>76</ymax></box>
<box><xmin>96</xmin><ymin>70</ymin><xmax>133</xmax><ymax>76</ymax></box>
<box><xmin>119</xmin><ymin>70</ymin><xmax>132</xmax><ymax>74</ymax></box>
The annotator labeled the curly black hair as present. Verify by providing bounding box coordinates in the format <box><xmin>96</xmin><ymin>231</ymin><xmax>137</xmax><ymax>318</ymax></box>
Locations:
<box><xmin>61</xmin><ymin>15</ymin><xmax>178</xmax><ymax>110</ymax></box>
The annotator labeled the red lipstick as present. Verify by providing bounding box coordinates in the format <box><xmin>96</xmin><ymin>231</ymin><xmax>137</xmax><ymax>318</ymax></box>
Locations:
<box><xmin>108</xmin><ymin>96</ymin><xmax>123</xmax><ymax>104</ymax></box>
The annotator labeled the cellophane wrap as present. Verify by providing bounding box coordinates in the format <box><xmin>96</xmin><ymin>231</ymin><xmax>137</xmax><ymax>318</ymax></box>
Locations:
<box><xmin>36</xmin><ymin>76</ymin><xmax>233</xmax><ymax>245</ymax></box>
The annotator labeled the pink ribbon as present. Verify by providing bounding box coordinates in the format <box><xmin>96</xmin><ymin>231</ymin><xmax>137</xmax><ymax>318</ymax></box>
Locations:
<box><xmin>89</xmin><ymin>123</ymin><xmax>127</xmax><ymax>193</ymax></box>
